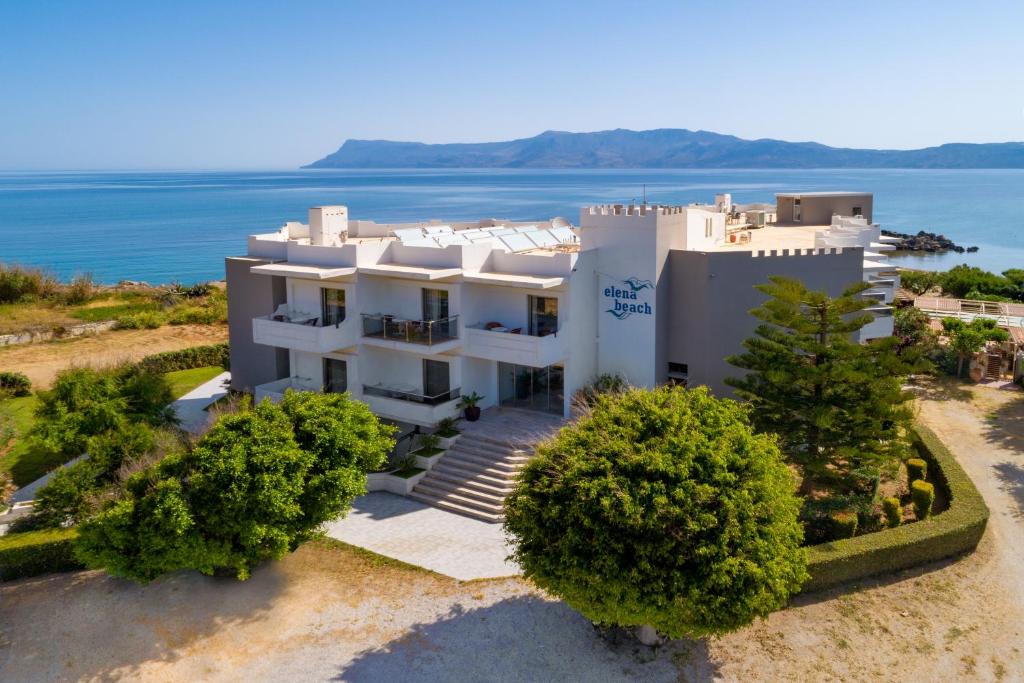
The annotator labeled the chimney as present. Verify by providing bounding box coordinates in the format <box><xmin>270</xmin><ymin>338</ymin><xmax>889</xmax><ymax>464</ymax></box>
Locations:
<box><xmin>309</xmin><ymin>206</ymin><xmax>348</xmax><ymax>245</ymax></box>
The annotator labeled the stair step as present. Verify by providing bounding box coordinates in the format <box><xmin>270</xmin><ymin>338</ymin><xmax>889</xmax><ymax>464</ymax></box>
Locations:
<box><xmin>450</xmin><ymin>440</ymin><xmax>529</xmax><ymax>459</ymax></box>
<box><xmin>427</xmin><ymin>470</ymin><xmax>516</xmax><ymax>495</ymax></box>
<box><xmin>411</xmin><ymin>488</ymin><xmax>504</xmax><ymax>513</ymax></box>
<box><xmin>433</xmin><ymin>460</ymin><xmax>522</xmax><ymax>482</ymax></box>
<box><xmin>444</xmin><ymin>451</ymin><xmax>525</xmax><ymax>472</ymax></box>
<box><xmin>457</xmin><ymin>433</ymin><xmax>524</xmax><ymax>449</ymax></box>
<box><xmin>408</xmin><ymin>492</ymin><xmax>504</xmax><ymax>523</ymax></box>
<box><xmin>415</xmin><ymin>479</ymin><xmax>507</xmax><ymax>505</ymax></box>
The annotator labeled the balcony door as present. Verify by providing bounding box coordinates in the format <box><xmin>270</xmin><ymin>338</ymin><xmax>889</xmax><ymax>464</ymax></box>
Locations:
<box><xmin>321</xmin><ymin>288</ymin><xmax>345</xmax><ymax>327</ymax></box>
<box><xmin>528</xmin><ymin>295</ymin><xmax>558</xmax><ymax>337</ymax></box>
<box><xmin>422</xmin><ymin>288</ymin><xmax>451</xmax><ymax>339</ymax></box>
<box><xmin>422</xmin><ymin>359</ymin><xmax>450</xmax><ymax>400</ymax></box>
<box><xmin>323</xmin><ymin>358</ymin><xmax>348</xmax><ymax>393</ymax></box>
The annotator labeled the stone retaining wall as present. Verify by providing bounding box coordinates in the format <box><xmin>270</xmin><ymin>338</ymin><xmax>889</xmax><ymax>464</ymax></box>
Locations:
<box><xmin>0</xmin><ymin>320</ymin><xmax>118</xmax><ymax>347</ymax></box>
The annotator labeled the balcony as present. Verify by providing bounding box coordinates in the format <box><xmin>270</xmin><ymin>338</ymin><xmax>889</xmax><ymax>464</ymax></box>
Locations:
<box><xmin>360</xmin><ymin>314</ymin><xmax>461</xmax><ymax>352</ymax></box>
<box><xmin>361</xmin><ymin>383</ymin><xmax>462</xmax><ymax>425</ymax></box>
<box><xmin>252</xmin><ymin>306</ymin><xmax>356</xmax><ymax>354</ymax></box>
<box><xmin>860</xmin><ymin>305</ymin><xmax>894</xmax><ymax>341</ymax></box>
<box><xmin>253</xmin><ymin>376</ymin><xmax>320</xmax><ymax>403</ymax></box>
<box><xmin>462</xmin><ymin>324</ymin><xmax>568</xmax><ymax>366</ymax></box>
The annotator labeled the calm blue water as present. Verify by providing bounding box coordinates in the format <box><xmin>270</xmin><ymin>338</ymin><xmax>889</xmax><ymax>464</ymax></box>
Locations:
<box><xmin>1</xmin><ymin>169</ymin><xmax>1022</xmax><ymax>284</ymax></box>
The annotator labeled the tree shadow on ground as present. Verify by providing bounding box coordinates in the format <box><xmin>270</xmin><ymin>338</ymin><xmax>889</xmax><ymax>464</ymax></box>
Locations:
<box><xmin>335</xmin><ymin>595</ymin><xmax>721</xmax><ymax>683</ymax></box>
<box><xmin>794</xmin><ymin>552</ymin><xmax>964</xmax><ymax>608</ymax></box>
<box><xmin>981</xmin><ymin>386</ymin><xmax>1024</xmax><ymax>453</ymax></box>
<box><xmin>993</xmin><ymin>460</ymin><xmax>1024</xmax><ymax>519</ymax></box>
<box><xmin>0</xmin><ymin>561</ymin><xmax>288</xmax><ymax>682</ymax></box>
<box><xmin>911</xmin><ymin>376</ymin><xmax>973</xmax><ymax>403</ymax></box>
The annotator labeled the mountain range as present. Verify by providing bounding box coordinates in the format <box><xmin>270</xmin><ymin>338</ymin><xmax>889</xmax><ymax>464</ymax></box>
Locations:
<box><xmin>304</xmin><ymin>128</ymin><xmax>1024</xmax><ymax>169</ymax></box>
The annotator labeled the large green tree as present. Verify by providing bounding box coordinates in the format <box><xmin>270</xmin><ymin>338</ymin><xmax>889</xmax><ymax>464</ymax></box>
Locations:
<box><xmin>75</xmin><ymin>392</ymin><xmax>395</xmax><ymax>582</ymax></box>
<box><xmin>504</xmin><ymin>386</ymin><xmax>807</xmax><ymax>639</ymax></box>
<box><xmin>941</xmin><ymin>317</ymin><xmax>1010</xmax><ymax>377</ymax></box>
<box><xmin>726</xmin><ymin>277</ymin><xmax>916</xmax><ymax>494</ymax></box>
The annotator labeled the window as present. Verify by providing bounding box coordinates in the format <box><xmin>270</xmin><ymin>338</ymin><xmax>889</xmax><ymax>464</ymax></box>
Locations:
<box><xmin>667</xmin><ymin>362</ymin><xmax>688</xmax><ymax>387</ymax></box>
<box><xmin>793</xmin><ymin>198</ymin><xmax>802</xmax><ymax>222</ymax></box>
<box><xmin>321</xmin><ymin>288</ymin><xmax>345</xmax><ymax>326</ymax></box>
<box><xmin>421</xmin><ymin>288</ymin><xmax>449</xmax><ymax>321</ymax></box>
<box><xmin>528</xmin><ymin>295</ymin><xmax>559</xmax><ymax>337</ymax></box>
<box><xmin>422</xmin><ymin>359</ymin><xmax>451</xmax><ymax>399</ymax></box>
<box><xmin>323</xmin><ymin>358</ymin><xmax>347</xmax><ymax>393</ymax></box>
<box><xmin>704</xmin><ymin>217</ymin><xmax>713</xmax><ymax>238</ymax></box>
<box><xmin>852</xmin><ymin>206</ymin><xmax>862</xmax><ymax>217</ymax></box>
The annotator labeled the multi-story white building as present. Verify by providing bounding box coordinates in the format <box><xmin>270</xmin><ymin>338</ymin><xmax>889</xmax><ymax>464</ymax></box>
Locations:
<box><xmin>225</xmin><ymin>192</ymin><xmax>898</xmax><ymax>427</ymax></box>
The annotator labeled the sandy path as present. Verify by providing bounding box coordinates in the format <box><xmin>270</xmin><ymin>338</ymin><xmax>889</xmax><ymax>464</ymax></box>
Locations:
<box><xmin>0</xmin><ymin>324</ymin><xmax>227</xmax><ymax>388</ymax></box>
<box><xmin>0</xmin><ymin>380</ymin><xmax>1022</xmax><ymax>681</ymax></box>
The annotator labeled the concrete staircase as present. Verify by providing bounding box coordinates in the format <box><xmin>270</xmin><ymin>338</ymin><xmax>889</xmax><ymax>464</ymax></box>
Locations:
<box><xmin>409</xmin><ymin>433</ymin><xmax>532</xmax><ymax>523</ymax></box>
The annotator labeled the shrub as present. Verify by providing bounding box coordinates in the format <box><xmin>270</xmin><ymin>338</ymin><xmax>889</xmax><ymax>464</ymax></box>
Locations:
<box><xmin>0</xmin><ymin>371</ymin><xmax>32</xmax><ymax>397</ymax></box>
<box><xmin>115</xmin><ymin>310</ymin><xmax>164</xmax><ymax>329</ymax></box>
<box><xmin>573</xmin><ymin>373</ymin><xmax>628</xmax><ymax>407</ymax></box>
<box><xmin>0</xmin><ymin>528</ymin><xmax>83</xmax><ymax>581</ymax></box>
<box><xmin>416</xmin><ymin>432</ymin><xmax>441</xmax><ymax>452</ymax></box>
<box><xmin>136</xmin><ymin>343</ymin><xmax>230</xmax><ymax>373</ymax></box>
<box><xmin>434</xmin><ymin>416</ymin><xmax>460</xmax><ymax>438</ymax></box>
<box><xmin>905</xmin><ymin>458</ymin><xmax>927</xmax><ymax>485</ymax></box>
<box><xmin>32</xmin><ymin>460</ymin><xmax>104</xmax><ymax>527</ymax></box>
<box><xmin>75</xmin><ymin>392</ymin><xmax>395</xmax><ymax>582</ymax></box>
<box><xmin>830</xmin><ymin>511</ymin><xmax>858</xmax><ymax>539</ymax></box>
<box><xmin>61</xmin><ymin>273</ymin><xmax>96</xmax><ymax>305</ymax></box>
<box><xmin>912</xmin><ymin>480</ymin><xmax>935</xmax><ymax>520</ymax></box>
<box><xmin>803</xmin><ymin>425</ymin><xmax>988</xmax><ymax>592</ymax></box>
<box><xmin>504</xmin><ymin>386</ymin><xmax>807</xmax><ymax>638</ymax></box>
<box><xmin>0</xmin><ymin>263</ymin><xmax>59</xmax><ymax>303</ymax></box>
<box><xmin>883</xmin><ymin>497</ymin><xmax>902</xmax><ymax>528</ymax></box>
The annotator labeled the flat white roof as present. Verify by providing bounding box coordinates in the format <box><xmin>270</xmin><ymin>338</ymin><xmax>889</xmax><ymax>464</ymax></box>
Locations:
<box><xmin>776</xmin><ymin>191</ymin><xmax>871</xmax><ymax>197</ymax></box>
<box><xmin>250</xmin><ymin>262</ymin><xmax>357</xmax><ymax>280</ymax></box>
<box><xmin>462</xmin><ymin>271</ymin><xmax>566</xmax><ymax>289</ymax></box>
<box><xmin>358</xmin><ymin>264</ymin><xmax>463</xmax><ymax>281</ymax></box>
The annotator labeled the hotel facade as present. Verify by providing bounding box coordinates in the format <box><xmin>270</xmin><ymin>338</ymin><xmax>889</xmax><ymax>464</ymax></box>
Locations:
<box><xmin>225</xmin><ymin>192</ymin><xmax>897</xmax><ymax>426</ymax></box>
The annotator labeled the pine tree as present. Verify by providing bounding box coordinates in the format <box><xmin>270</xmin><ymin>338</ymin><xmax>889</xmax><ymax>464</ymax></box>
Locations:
<box><xmin>726</xmin><ymin>276</ymin><xmax>915</xmax><ymax>495</ymax></box>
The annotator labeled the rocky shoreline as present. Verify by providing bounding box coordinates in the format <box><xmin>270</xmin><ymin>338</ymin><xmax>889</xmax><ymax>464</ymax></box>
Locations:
<box><xmin>881</xmin><ymin>229</ymin><xmax>978</xmax><ymax>254</ymax></box>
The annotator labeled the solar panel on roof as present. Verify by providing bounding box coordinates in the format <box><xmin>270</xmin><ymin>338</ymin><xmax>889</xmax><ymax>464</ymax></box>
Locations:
<box><xmin>498</xmin><ymin>234</ymin><xmax>536</xmax><ymax>253</ymax></box>
<box><xmin>489</xmin><ymin>228</ymin><xmax>515</xmax><ymax>236</ymax></box>
<box><xmin>526</xmin><ymin>230</ymin><xmax>559</xmax><ymax>248</ymax></box>
<box><xmin>459</xmin><ymin>229</ymin><xmax>485</xmax><ymax>238</ymax></box>
<box><xmin>424</xmin><ymin>225</ymin><xmax>453</xmax><ymax>236</ymax></box>
<box><xmin>483</xmin><ymin>226</ymin><xmax>509</xmax><ymax>233</ymax></box>
<box><xmin>437</xmin><ymin>234</ymin><xmax>470</xmax><ymax>246</ymax></box>
<box><xmin>549</xmin><ymin>226</ymin><xmax>577</xmax><ymax>243</ymax></box>
<box><xmin>513</xmin><ymin>225</ymin><xmax>537</xmax><ymax>233</ymax></box>
<box><xmin>402</xmin><ymin>238</ymin><xmax>439</xmax><ymax>248</ymax></box>
<box><xmin>394</xmin><ymin>228</ymin><xmax>425</xmax><ymax>241</ymax></box>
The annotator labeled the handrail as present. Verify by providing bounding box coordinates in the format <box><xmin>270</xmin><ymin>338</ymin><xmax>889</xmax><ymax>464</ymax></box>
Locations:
<box><xmin>361</xmin><ymin>314</ymin><xmax>459</xmax><ymax>344</ymax></box>
<box><xmin>362</xmin><ymin>384</ymin><xmax>461</xmax><ymax>405</ymax></box>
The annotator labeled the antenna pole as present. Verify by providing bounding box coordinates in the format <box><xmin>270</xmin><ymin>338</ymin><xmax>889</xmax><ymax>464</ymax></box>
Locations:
<box><xmin>643</xmin><ymin>184</ymin><xmax>647</xmax><ymax>205</ymax></box>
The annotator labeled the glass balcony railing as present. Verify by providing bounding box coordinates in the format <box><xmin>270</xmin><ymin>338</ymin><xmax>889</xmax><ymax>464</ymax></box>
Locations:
<box><xmin>361</xmin><ymin>314</ymin><xmax>459</xmax><ymax>345</ymax></box>
<box><xmin>362</xmin><ymin>384</ymin><xmax>461</xmax><ymax>405</ymax></box>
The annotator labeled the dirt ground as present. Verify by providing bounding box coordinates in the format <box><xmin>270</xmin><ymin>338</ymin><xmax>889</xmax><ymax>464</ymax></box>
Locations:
<box><xmin>0</xmin><ymin>379</ymin><xmax>1022</xmax><ymax>682</ymax></box>
<box><xmin>0</xmin><ymin>324</ymin><xmax>228</xmax><ymax>388</ymax></box>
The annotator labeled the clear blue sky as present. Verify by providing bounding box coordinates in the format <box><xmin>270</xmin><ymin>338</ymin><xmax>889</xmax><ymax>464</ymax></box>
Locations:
<box><xmin>1</xmin><ymin>0</ymin><xmax>1022</xmax><ymax>170</ymax></box>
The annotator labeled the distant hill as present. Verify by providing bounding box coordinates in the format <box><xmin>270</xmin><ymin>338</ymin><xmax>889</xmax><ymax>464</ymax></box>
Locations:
<box><xmin>304</xmin><ymin>128</ymin><xmax>1024</xmax><ymax>169</ymax></box>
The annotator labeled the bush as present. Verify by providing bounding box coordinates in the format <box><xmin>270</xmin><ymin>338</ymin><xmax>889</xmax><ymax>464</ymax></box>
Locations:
<box><xmin>504</xmin><ymin>386</ymin><xmax>807</xmax><ymax>638</ymax></box>
<box><xmin>0</xmin><ymin>263</ymin><xmax>59</xmax><ymax>303</ymax></box>
<box><xmin>30</xmin><ymin>365</ymin><xmax>175</xmax><ymax>456</ymax></box>
<box><xmin>434</xmin><ymin>416</ymin><xmax>460</xmax><ymax>438</ymax></box>
<box><xmin>75</xmin><ymin>392</ymin><xmax>395</xmax><ymax>582</ymax></box>
<box><xmin>136</xmin><ymin>343</ymin><xmax>230</xmax><ymax>373</ymax></box>
<box><xmin>0</xmin><ymin>371</ymin><xmax>32</xmax><ymax>397</ymax></box>
<box><xmin>32</xmin><ymin>460</ymin><xmax>103</xmax><ymax>527</ymax></box>
<box><xmin>883</xmin><ymin>497</ymin><xmax>902</xmax><ymax>528</ymax></box>
<box><xmin>803</xmin><ymin>425</ymin><xmax>988</xmax><ymax>592</ymax></box>
<box><xmin>912</xmin><ymin>480</ymin><xmax>935</xmax><ymax>520</ymax></box>
<box><xmin>115</xmin><ymin>310</ymin><xmax>164</xmax><ymax>329</ymax></box>
<box><xmin>573</xmin><ymin>373</ymin><xmax>628</xmax><ymax>408</ymax></box>
<box><xmin>830</xmin><ymin>511</ymin><xmax>858</xmax><ymax>539</ymax></box>
<box><xmin>905</xmin><ymin>458</ymin><xmax>927</xmax><ymax>485</ymax></box>
<box><xmin>0</xmin><ymin>528</ymin><xmax>83</xmax><ymax>581</ymax></box>
<box><xmin>61</xmin><ymin>273</ymin><xmax>96</xmax><ymax>305</ymax></box>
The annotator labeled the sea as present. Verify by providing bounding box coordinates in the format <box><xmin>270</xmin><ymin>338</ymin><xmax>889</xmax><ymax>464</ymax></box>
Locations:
<box><xmin>0</xmin><ymin>168</ymin><xmax>1022</xmax><ymax>284</ymax></box>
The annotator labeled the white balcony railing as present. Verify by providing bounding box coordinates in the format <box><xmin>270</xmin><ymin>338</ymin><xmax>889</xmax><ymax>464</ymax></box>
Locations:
<box><xmin>252</xmin><ymin>310</ymin><xmax>356</xmax><ymax>354</ymax></box>
<box><xmin>462</xmin><ymin>325</ymin><xmax>568</xmax><ymax>366</ymax></box>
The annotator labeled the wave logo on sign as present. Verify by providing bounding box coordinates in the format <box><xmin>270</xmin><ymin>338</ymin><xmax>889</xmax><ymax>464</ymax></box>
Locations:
<box><xmin>604</xmin><ymin>277</ymin><xmax>654</xmax><ymax>320</ymax></box>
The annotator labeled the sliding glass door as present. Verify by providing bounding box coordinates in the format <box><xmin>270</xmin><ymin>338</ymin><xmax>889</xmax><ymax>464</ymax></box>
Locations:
<box><xmin>528</xmin><ymin>295</ymin><xmax>558</xmax><ymax>337</ymax></box>
<box><xmin>321</xmin><ymin>288</ymin><xmax>345</xmax><ymax>326</ymax></box>
<box><xmin>497</xmin><ymin>362</ymin><xmax>564</xmax><ymax>415</ymax></box>
<box><xmin>422</xmin><ymin>358</ymin><xmax>450</xmax><ymax>400</ymax></box>
<box><xmin>323</xmin><ymin>358</ymin><xmax>348</xmax><ymax>393</ymax></box>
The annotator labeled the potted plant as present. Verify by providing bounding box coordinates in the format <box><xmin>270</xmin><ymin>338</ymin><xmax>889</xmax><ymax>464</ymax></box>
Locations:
<box><xmin>459</xmin><ymin>392</ymin><xmax>484</xmax><ymax>421</ymax></box>
<box><xmin>411</xmin><ymin>432</ymin><xmax>446</xmax><ymax>469</ymax></box>
<box><xmin>433</xmin><ymin>416</ymin><xmax>461</xmax><ymax>448</ymax></box>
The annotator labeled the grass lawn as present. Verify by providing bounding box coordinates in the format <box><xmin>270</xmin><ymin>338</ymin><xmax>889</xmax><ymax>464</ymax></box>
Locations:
<box><xmin>164</xmin><ymin>365</ymin><xmax>225</xmax><ymax>399</ymax></box>
<box><xmin>0</xmin><ymin>365</ymin><xmax>223</xmax><ymax>488</ymax></box>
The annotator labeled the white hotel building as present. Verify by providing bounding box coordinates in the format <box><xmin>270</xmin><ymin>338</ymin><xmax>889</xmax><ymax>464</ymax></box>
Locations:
<box><xmin>225</xmin><ymin>192</ymin><xmax>897</xmax><ymax>427</ymax></box>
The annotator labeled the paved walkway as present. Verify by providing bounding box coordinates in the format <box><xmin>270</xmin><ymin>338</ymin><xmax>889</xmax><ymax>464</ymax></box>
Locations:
<box><xmin>174</xmin><ymin>371</ymin><xmax>231</xmax><ymax>433</ymax></box>
<box><xmin>324</xmin><ymin>492</ymin><xmax>521</xmax><ymax>580</ymax></box>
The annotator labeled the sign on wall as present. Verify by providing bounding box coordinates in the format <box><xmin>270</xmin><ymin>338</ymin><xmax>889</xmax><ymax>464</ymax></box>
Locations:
<box><xmin>603</xmin><ymin>276</ymin><xmax>653</xmax><ymax>320</ymax></box>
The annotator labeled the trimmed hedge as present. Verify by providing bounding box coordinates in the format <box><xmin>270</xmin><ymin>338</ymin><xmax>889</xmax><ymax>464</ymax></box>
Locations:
<box><xmin>136</xmin><ymin>343</ymin><xmax>229</xmax><ymax>374</ymax></box>
<box><xmin>803</xmin><ymin>424</ymin><xmax>988</xmax><ymax>592</ymax></box>
<box><xmin>0</xmin><ymin>528</ymin><xmax>84</xmax><ymax>581</ymax></box>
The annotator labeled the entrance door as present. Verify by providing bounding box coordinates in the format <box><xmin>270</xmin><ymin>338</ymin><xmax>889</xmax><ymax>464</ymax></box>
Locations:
<box><xmin>422</xmin><ymin>358</ymin><xmax>450</xmax><ymax>400</ymax></box>
<box><xmin>497</xmin><ymin>362</ymin><xmax>564</xmax><ymax>415</ymax></box>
